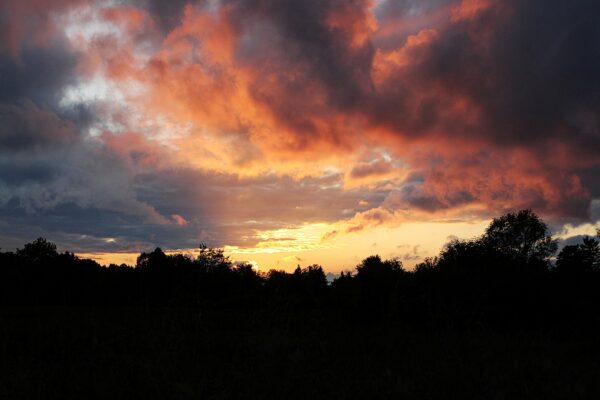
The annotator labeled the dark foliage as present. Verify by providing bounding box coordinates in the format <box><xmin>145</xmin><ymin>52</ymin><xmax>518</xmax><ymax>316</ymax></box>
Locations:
<box><xmin>556</xmin><ymin>232</ymin><xmax>600</xmax><ymax>274</ymax></box>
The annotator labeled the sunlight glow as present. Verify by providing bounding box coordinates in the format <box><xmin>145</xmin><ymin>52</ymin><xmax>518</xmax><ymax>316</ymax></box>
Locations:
<box><xmin>225</xmin><ymin>223</ymin><xmax>334</xmax><ymax>255</ymax></box>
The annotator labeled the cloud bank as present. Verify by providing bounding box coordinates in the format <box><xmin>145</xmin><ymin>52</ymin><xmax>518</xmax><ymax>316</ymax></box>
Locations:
<box><xmin>1</xmin><ymin>0</ymin><xmax>599</xmax><ymax>260</ymax></box>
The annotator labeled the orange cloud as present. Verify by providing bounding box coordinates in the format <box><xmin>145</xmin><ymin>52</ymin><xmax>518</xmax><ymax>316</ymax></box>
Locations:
<box><xmin>372</xmin><ymin>28</ymin><xmax>440</xmax><ymax>84</ymax></box>
<box><xmin>171</xmin><ymin>214</ymin><xmax>188</xmax><ymax>226</ymax></box>
<box><xmin>37</xmin><ymin>0</ymin><xmax>600</xmax><ymax>230</ymax></box>
<box><xmin>451</xmin><ymin>0</ymin><xmax>494</xmax><ymax>22</ymax></box>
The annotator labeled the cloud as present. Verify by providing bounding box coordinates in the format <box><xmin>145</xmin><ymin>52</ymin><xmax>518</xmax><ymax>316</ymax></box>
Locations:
<box><xmin>1</xmin><ymin>0</ymin><xmax>599</xmax><ymax>258</ymax></box>
<box><xmin>159</xmin><ymin>0</ymin><xmax>598</xmax><ymax>219</ymax></box>
<box><xmin>282</xmin><ymin>255</ymin><xmax>303</xmax><ymax>263</ymax></box>
<box><xmin>0</xmin><ymin>0</ymin><xmax>87</xmax><ymax>60</ymax></box>
<box><xmin>171</xmin><ymin>214</ymin><xmax>188</xmax><ymax>226</ymax></box>
<box><xmin>322</xmin><ymin>207</ymin><xmax>399</xmax><ymax>240</ymax></box>
<box><xmin>321</xmin><ymin>230</ymin><xmax>338</xmax><ymax>242</ymax></box>
<box><xmin>0</xmin><ymin>100</ymin><xmax>78</xmax><ymax>151</ymax></box>
<box><xmin>395</xmin><ymin>244</ymin><xmax>423</xmax><ymax>262</ymax></box>
<box><xmin>350</xmin><ymin>158</ymin><xmax>394</xmax><ymax>179</ymax></box>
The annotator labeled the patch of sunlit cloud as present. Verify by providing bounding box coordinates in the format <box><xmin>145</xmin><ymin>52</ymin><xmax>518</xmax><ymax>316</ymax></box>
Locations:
<box><xmin>555</xmin><ymin>221</ymin><xmax>600</xmax><ymax>240</ymax></box>
<box><xmin>282</xmin><ymin>255</ymin><xmax>303</xmax><ymax>263</ymax></box>
<box><xmin>56</xmin><ymin>0</ymin><xmax>163</xmax><ymax>142</ymax></box>
<box><xmin>59</xmin><ymin>1</ymin><xmax>122</xmax><ymax>43</ymax></box>
<box><xmin>224</xmin><ymin>223</ymin><xmax>336</xmax><ymax>255</ymax></box>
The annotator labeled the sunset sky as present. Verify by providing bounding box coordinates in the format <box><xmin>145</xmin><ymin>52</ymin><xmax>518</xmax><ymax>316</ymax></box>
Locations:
<box><xmin>1</xmin><ymin>0</ymin><xmax>599</xmax><ymax>271</ymax></box>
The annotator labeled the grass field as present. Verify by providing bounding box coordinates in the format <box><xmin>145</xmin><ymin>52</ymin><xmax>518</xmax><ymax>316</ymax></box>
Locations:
<box><xmin>2</xmin><ymin>307</ymin><xmax>599</xmax><ymax>400</ymax></box>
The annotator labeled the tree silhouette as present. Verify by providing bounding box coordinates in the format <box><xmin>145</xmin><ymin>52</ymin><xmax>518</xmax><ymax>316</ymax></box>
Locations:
<box><xmin>481</xmin><ymin>209</ymin><xmax>557</xmax><ymax>265</ymax></box>
<box><xmin>196</xmin><ymin>243</ymin><xmax>231</xmax><ymax>272</ymax></box>
<box><xmin>556</xmin><ymin>232</ymin><xmax>600</xmax><ymax>274</ymax></box>
<box><xmin>136</xmin><ymin>247</ymin><xmax>169</xmax><ymax>270</ymax></box>
<box><xmin>16</xmin><ymin>237</ymin><xmax>58</xmax><ymax>262</ymax></box>
<box><xmin>354</xmin><ymin>255</ymin><xmax>404</xmax><ymax>318</ymax></box>
<box><xmin>435</xmin><ymin>238</ymin><xmax>487</xmax><ymax>274</ymax></box>
<box><xmin>430</xmin><ymin>210</ymin><xmax>557</xmax><ymax>276</ymax></box>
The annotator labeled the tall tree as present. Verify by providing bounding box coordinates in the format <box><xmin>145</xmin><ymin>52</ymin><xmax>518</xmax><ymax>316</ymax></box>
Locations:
<box><xmin>481</xmin><ymin>209</ymin><xmax>557</xmax><ymax>264</ymax></box>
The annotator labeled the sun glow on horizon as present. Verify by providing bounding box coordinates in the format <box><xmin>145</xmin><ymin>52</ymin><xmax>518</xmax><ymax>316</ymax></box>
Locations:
<box><xmin>225</xmin><ymin>223</ymin><xmax>335</xmax><ymax>255</ymax></box>
<box><xmin>75</xmin><ymin>218</ymin><xmax>492</xmax><ymax>272</ymax></box>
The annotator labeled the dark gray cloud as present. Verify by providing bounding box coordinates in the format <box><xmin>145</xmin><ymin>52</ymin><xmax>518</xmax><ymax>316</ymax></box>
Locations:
<box><xmin>0</xmin><ymin>100</ymin><xmax>78</xmax><ymax>152</ymax></box>
<box><xmin>370</xmin><ymin>0</ymin><xmax>600</xmax><ymax>149</ymax></box>
<box><xmin>222</xmin><ymin>0</ymin><xmax>375</xmax><ymax>145</ymax></box>
<box><xmin>141</xmin><ymin>0</ymin><xmax>194</xmax><ymax>33</ymax></box>
<box><xmin>0</xmin><ymin>20</ymin><xmax>95</xmax><ymax>149</ymax></box>
<box><xmin>0</xmin><ymin>159</ymin><xmax>57</xmax><ymax>185</ymax></box>
<box><xmin>439</xmin><ymin>0</ymin><xmax>599</xmax><ymax>147</ymax></box>
<box><xmin>359</xmin><ymin>0</ymin><xmax>600</xmax><ymax>220</ymax></box>
<box><xmin>0</xmin><ymin>41</ymin><xmax>77</xmax><ymax>105</ymax></box>
<box><xmin>133</xmin><ymin>169</ymin><xmax>386</xmax><ymax>247</ymax></box>
<box><xmin>0</xmin><ymin>165</ymin><xmax>389</xmax><ymax>253</ymax></box>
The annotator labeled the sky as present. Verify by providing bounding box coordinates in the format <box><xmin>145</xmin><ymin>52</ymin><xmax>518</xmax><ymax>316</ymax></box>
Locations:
<box><xmin>1</xmin><ymin>0</ymin><xmax>599</xmax><ymax>272</ymax></box>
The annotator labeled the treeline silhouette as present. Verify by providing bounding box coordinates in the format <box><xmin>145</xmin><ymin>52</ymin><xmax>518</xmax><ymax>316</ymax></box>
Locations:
<box><xmin>3</xmin><ymin>210</ymin><xmax>600</xmax><ymax>399</ymax></box>
<box><xmin>2</xmin><ymin>209</ymin><xmax>600</xmax><ymax>330</ymax></box>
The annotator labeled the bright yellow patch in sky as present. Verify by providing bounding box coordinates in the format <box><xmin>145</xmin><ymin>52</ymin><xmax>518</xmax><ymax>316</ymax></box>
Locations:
<box><xmin>227</xmin><ymin>219</ymin><xmax>490</xmax><ymax>272</ymax></box>
<box><xmin>77</xmin><ymin>220</ymin><xmax>491</xmax><ymax>272</ymax></box>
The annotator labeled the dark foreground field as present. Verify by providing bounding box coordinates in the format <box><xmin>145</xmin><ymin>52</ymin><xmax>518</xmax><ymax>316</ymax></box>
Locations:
<box><xmin>2</xmin><ymin>307</ymin><xmax>600</xmax><ymax>400</ymax></box>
